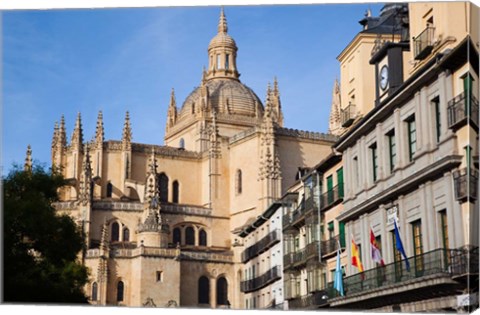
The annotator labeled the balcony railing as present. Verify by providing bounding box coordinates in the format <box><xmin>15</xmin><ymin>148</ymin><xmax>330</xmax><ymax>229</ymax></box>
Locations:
<box><xmin>241</xmin><ymin>229</ymin><xmax>281</xmax><ymax>263</ymax></box>
<box><xmin>320</xmin><ymin>184</ymin><xmax>344</xmax><ymax>210</ymax></box>
<box><xmin>321</xmin><ymin>235</ymin><xmax>341</xmax><ymax>257</ymax></box>
<box><xmin>327</xmin><ymin>247</ymin><xmax>478</xmax><ymax>299</ymax></box>
<box><xmin>341</xmin><ymin>103</ymin><xmax>357</xmax><ymax>127</ymax></box>
<box><xmin>284</xmin><ymin>247</ymin><xmax>307</xmax><ymax>270</ymax></box>
<box><xmin>447</xmin><ymin>91</ymin><xmax>479</xmax><ymax>130</ymax></box>
<box><xmin>453</xmin><ymin>168</ymin><xmax>479</xmax><ymax>202</ymax></box>
<box><xmin>306</xmin><ymin>241</ymin><xmax>320</xmax><ymax>260</ymax></box>
<box><xmin>240</xmin><ymin>265</ymin><xmax>282</xmax><ymax>293</ymax></box>
<box><xmin>413</xmin><ymin>26</ymin><xmax>435</xmax><ymax>60</ymax></box>
<box><xmin>288</xmin><ymin>290</ymin><xmax>329</xmax><ymax>309</ymax></box>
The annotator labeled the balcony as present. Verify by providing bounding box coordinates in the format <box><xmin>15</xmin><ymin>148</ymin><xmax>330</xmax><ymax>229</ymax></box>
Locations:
<box><xmin>320</xmin><ymin>184</ymin><xmax>344</xmax><ymax>211</ymax></box>
<box><xmin>241</xmin><ymin>229</ymin><xmax>281</xmax><ymax>263</ymax></box>
<box><xmin>447</xmin><ymin>91</ymin><xmax>479</xmax><ymax>131</ymax></box>
<box><xmin>341</xmin><ymin>103</ymin><xmax>357</xmax><ymax>127</ymax></box>
<box><xmin>321</xmin><ymin>235</ymin><xmax>342</xmax><ymax>258</ymax></box>
<box><xmin>327</xmin><ymin>247</ymin><xmax>478</xmax><ymax>303</ymax></box>
<box><xmin>306</xmin><ymin>241</ymin><xmax>320</xmax><ymax>261</ymax></box>
<box><xmin>453</xmin><ymin>168</ymin><xmax>479</xmax><ymax>202</ymax></box>
<box><xmin>288</xmin><ymin>290</ymin><xmax>329</xmax><ymax>309</ymax></box>
<box><xmin>284</xmin><ymin>247</ymin><xmax>307</xmax><ymax>270</ymax></box>
<box><xmin>240</xmin><ymin>265</ymin><xmax>282</xmax><ymax>293</ymax></box>
<box><xmin>413</xmin><ymin>26</ymin><xmax>434</xmax><ymax>60</ymax></box>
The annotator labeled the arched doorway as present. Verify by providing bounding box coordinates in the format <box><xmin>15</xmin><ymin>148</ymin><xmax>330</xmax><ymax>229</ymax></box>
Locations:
<box><xmin>198</xmin><ymin>276</ymin><xmax>210</xmax><ymax>305</ymax></box>
<box><xmin>216</xmin><ymin>276</ymin><xmax>228</xmax><ymax>306</ymax></box>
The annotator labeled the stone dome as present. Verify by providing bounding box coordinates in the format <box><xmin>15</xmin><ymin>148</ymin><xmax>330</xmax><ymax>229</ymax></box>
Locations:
<box><xmin>178</xmin><ymin>79</ymin><xmax>264</xmax><ymax>121</ymax></box>
<box><xmin>209</xmin><ymin>33</ymin><xmax>237</xmax><ymax>50</ymax></box>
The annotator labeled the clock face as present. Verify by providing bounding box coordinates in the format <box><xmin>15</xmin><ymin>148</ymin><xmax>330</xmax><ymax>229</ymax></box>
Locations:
<box><xmin>380</xmin><ymin>65</ymin><xmax>389</xmax><ymax>91</ymax></box>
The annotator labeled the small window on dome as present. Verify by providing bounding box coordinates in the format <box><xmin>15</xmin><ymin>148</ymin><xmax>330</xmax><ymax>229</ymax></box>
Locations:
<box><xmin>225</xmin><ymin>54</ymin><xmax>230</xmax><ymax>70</ymax></box>
<box><xmin>216</xmin><ymin>54</ymin><xmax>221</xmax><ymax>69</ymax></box>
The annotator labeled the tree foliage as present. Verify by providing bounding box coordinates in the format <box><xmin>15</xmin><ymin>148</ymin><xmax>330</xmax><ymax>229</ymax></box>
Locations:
<box><xmin>3</xmin><ymin>164</ymin><xmax>89</xmax><ymax>303</ymax></box>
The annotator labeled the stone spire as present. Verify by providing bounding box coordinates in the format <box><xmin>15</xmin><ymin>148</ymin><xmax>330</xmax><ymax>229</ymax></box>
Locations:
<box><xmin>52</xmin><ymin>115</ymin><xmax>67</xmax><ymax>169</ymax></box>
<box><xmin>95</xmin><ymin>111</ymin><xmax>104</xmax><ymax>148</ymax></box>
<box><xmin>122</xmin><ymin>111</ymin><xmax>132</xmax><ymax>150</ymax></box>
<box><xmin>270</xmin><ymin>77</ymin><xmax>284</xmax><ymax>127</ymax></box>
<box><xmin>78</xmin><ymin>144</ymin><xmax>93</xmax><ymax>206</ymax></box>
<box><xmin>218</xmin><ymin>7</ymin><xmax>228</xmax><ymax>33</ymax></box>
<box><xmin>24</xmin><ymin>144</ymin><xmax>32</xmax><ymax>172</ymax></box>
<box><xmin>209</xmin><ymin>109</ymin><xmax>221</xmax><ymax>158</ymax></box>
<box><xmin>59</xmin><ymin>115</ymin><xmax>67</xmax><ymax>148</ymax></box>
<box><xmin>166</xmin><ymin>89</ymin><xmax>178</xmax><ymax>132</ymax></box>
<box><xmin>139</xmin><ymin>148</ymin><xmax>163</xmax><ymax>233</ymax></box>
<box><xmin>97</xmin><ymin>219</ymin><xmax>109</xmax><ymax>306</ymax></box>
<box><xmin>71</xmin><ymin>112</ymin><xmax>84</xmax><ymax>150</ymax></box>
<box><xmin>328</xmin><ymin>78</ymin><xmax>343</xmax><ymax>136</ymax></box>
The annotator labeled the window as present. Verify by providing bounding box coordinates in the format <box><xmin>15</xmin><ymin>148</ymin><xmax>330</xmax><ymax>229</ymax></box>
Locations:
<box><xmin>328</xmin><ymin>221</ymin><xmax>334</xmax><ymax>239</ymax></box>
<box><xmin>391</xmin><ymin>231</ymin><xmax>403</xmax><ymax>281</ymax></box>
<box><xmin>91</xmin><ymin>282</ymin><xmax>98</xmax><ymax>301</ymax></box>
<box><xmin>464</xmin><ymin>73</ymin><xmax>473</xmax><ymax>116</ymax></box>
<box><xmin>173</xmin><ymin>227</ymin><xmax>181</xmax><ymax>245</ymax></box>
<box><xmin>117</xmin><ymin>281</ymin><xmax>124</xmax><ymax>302</ymax></box>
<box><xmin>466</xmin><ymin>146</ymin><xmax>472</xmax><ymax>174</ymax></box>
<box><xmin>106</xmin><ymin>182</ymin><xmax>113</xmax><ymax>198</ymax></box>
<box><xmin>123</xmin><ymin>227</ymin><xmax>130</xmax><ymax>242</ymax></box>
<box><xmin>185</xmin><ymin>226</ymin><xmax>195</xmax><ymax>245</ymax></box>
<box><xmin>198</xmin><ymin>276</ymin><xmax>210</xmax><ymax>304</ymax></box>
<box><xmin>111</xmin><ymin>222</ymin><xmax>119</xmax><ymax>242</ymax></box>
<box><xmin>407</xmin><ymin>116</ymin><xmax>416</xmax><ymax>161</ymax></box>
<box><xmin>199</xmin><ymin>229</ymin><xmax>207</xmax><ymax>246</ymax></box>
<box><xmin>235</xmin><ymin>169</ymin><xmax>242</xmax><ymax>195</ymax></box>
<box><xmin>353</xmin><ymin>156</ymin><xmax>359</xmax><ymax>187</ymax></box>
<box><xmin>216</xmin><ymin>54</ymin><xmax>221</xmax><ymax>69</ymax></box>
<box><xmin>156</xmin><ymin>271</ymin><xmax>163</xmax><ymax>282</ymax></box>
<box><xmin>440</xmin><ymin>210</ymin><xmax>449</xmax><ymax>250</ymax></box>
<box><xmin>339</xmin><ymin>222</ymin><xmax>345</xmax><ymax>248</ymax></box>
<box><xmin>172</xmin><ymin>180</ymin><xmax>179</xmax><ymax>204</ymax></box>
<box><xmin>432</xmin><ymin>97</ymin><xmax>441</xmax><ymax>143</ymax></box>
<box><xmin>412</xmin><ymin>220</ymin><xmax>424</xmax><ymax>274</ymax></box>
<box><xmin>216</xmin><ymin>277</ymin><xmax>228</xmax><ymax>305</ymax></box>
<box><xmin>370</xmin><ymin>143</ymin><xmax>378</xmax><ymax>182</ymax></box>
<box><xmin>225</xmin><ymin>54</ymin><xmax>230</xmax><ymax>70</ymax></box>
<box><xmin>159</xmin><ymin>173</ymin><xmax>169</xmax><ymax>202</ymax></box>
<box><xmin>387</xmin><ymin>130</ymin><xmax>396</xmax><ymax>172</ymax></box>
<box><xmin>179</xmin><ymin>138</ymin><xmax>185</xmax><ymax>149</ymax></box>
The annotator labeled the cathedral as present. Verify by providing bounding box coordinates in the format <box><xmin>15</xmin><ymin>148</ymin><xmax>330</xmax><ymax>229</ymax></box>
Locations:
<box><xmin>50</xmin><ymin>9</ymin><xmax>337</xmax><ymax>308</ymax></box>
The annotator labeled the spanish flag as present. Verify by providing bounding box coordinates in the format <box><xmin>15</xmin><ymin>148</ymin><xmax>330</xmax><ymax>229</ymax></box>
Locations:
<box><xmin>351</xmin><ymin>236</ymin><xmax>364</xmax><ymax>273</ymax></box>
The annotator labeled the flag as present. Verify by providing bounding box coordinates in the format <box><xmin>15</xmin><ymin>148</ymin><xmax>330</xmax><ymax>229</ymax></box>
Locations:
<box><xmin>333</xmin><ymin>242</ymin><xmax>344</xmax><ymax>296</ymax></box>
<box><xmin>351</xmin><ymin>237</ymin><xmax>364</xmax><ymax>273</ymax></box>
<box><xmin>370</xmin><ymin>228</ymin><xmax>385</xmax><ymax>266</ymax></box>
<box><xmin>394</xmin><ymin>218</ymin><xmax>410</xmax><ymax>272</ymax></box>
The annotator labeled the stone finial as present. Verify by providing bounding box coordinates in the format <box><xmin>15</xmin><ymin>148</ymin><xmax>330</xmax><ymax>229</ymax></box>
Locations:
<box><xmin>328</xmin><ymin>78</ymin><xmax>343</xmax><ymax>136</ymax></box>
<box><xmin>51</xmin><ymin>121</ymin><xmax>59</xmax><ymax>149</ymax></box>
<box><xmin>95</xmin><ymin>111</ymin><xmax>104</xmax><ymax>146</ymax></box>
<box><xmin>122</xmin><ymin>111</ymin><xmax>132</xmax><ymax>149</ymax></box>
<box><xmin>71</xmin><ymin>112</ymin><xmax>84</xmax><ymax>150</ymax></box>
<box><xmin>59</xmin><ymin>115</ymin><xmax>67</xmax><ymax>147</ymax></box>
<box><xmin>99</xmin><ymin>217</ymin><xmax>109</xmax><ymax>253</ymax></box>
<box><xmin>78</xmin><ymin>143</ymin><xmax>93</xmax><ymax>206</ymax></box>
<box><xmin>218</xmin><ymin>7</ymin><xmax>228</xmax><ymax>34</ymax></box>
<box><xmin>24</xmin><ymin>144</ymin><xmax>32</xmax><ymax>172</ymax></box>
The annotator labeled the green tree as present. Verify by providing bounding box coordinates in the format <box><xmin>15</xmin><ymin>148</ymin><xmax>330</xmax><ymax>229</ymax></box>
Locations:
<box><xmin>3</xmin><ymin>164</ymin><xmax>89</xmax><ymax>303</ymax></box>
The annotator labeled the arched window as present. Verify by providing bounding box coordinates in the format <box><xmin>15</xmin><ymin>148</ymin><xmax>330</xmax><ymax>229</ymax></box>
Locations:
<box><xmin>198</xmin><ymin>276</ymin><xmax>210</xmax><ymax>305</ymax></box>
<box><xmin>106</xmin><ymin>182</ymin><xmax>113</xmax><ymax>198</ymax></box>
<box><xmin>199</xmin><ymin>229</ymin><xmax>207</xmax><ymax>246</ymax></box>
<box><xmin>173</xmin><ymin>227</ymin><xmax>181</xmax><ymax>245</ymax></box>
<box><xmin>159</xmin><ymin>173</ymin><xmax>169</xmax><ymax>202</ymax></box>
<box><xmin>91</xmin><ymin>282</ymin><xmax>98</xmax><ymax>301</ymax></box>
<box><xmin>185</xmin><ymin>226</ymin><xmax>195</xmax><ymax>245</ymax></box>
<box><xmin>179</xmin><ymin>138</ymin><xmax>185</xmax><ymax>149</ymax></box>
<box><xmin>172</xmin><ymin>181</ymin><xmax>180</xmax><ymax>204</ymax></box>
<box><xmin>123</xmin><ymin>227</ymin><xmax>130</xmax><ymax>242</ymax></box>
<box><xmin>117</xmin><ymin>281</ymin><xmax>124</xmax><ymax>302</ymax></box>
<box><xmin>216</xmin><ymin>277</ymin><xmax>228</xmax><ymax>305</ymax></box>
<box><xmin>111</xmin><ymin>222</ymin><xmax>120</xmax><ymax>242</ymax></box>
<box><xmin>235</xmin><ymin>169</ymin><xmax>242</xmax><ymax>195</ymax></box>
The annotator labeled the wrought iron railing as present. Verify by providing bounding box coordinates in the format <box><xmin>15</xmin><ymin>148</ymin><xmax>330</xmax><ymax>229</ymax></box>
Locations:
<box><xmin>453</xmin><ymin>168</ymin><xmax>479</xmax><ymax>202</ymax></box>
<box><xmin>413</xmin><ymin>26</ymin><xmax>435</xmax><ymax>60</ymax></box>
<box><xmin>240</xmin><ymin>265</ymin><xmax>282</xmax><ymax>293</ymax></box>
<box><xmin>241</xmin><ymin>229</ymin><xmax>281</xmax><ymax>263</ymax></box>
<box><xmin>320</xmin><ymin>184</ymin><xmax>344</xmax><ymax>210</ymax></box>
<box><xmin>327</xmin><ymin>247</ymin><xmax>478</xmax><ymax>299</ymax></box>
<box><xmin>284</xmin><ymin>247</ymin><xmax>307</xmax><ymax>270</ymax></box>
<box><xmin>306</xmin><ymin>241</ymin><xmax>320</xmax><ymax>260</ymax></box>
<box><xmin>288</xmin><ymin>290</ymin><xmax>329</xmax><ymax>309</ymax></box>
<box><xmin>321</xmin><ymin>235</ymin><xmax>341</xmax><ymax>257</ymax></box>
<box><xmin>341</xmin><ymin>103</ymin><xmax>357</xmax><ymax>127</ymax></box>
<box><xmin>447</xmin><ymin>91</ymin><xmax>479</xmax><ymax>130</ymax></box>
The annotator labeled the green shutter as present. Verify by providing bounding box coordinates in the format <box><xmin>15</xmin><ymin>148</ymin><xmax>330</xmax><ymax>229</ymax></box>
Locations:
<box><xmin>337</xmin><ymin>168</ymin><xmax>344</xmax><ymax>198</ymax></box>
<box><xmin>327</xmin><ymin>175</ymin><xmax>334</xmax><ymax>204</ymax></box>
<box><xmin>339</xmin><ymin>221</ymin><xmax>345</xmax><ymax>248</ymax></box>
<box><xmin>464</xmin><ymin>73</ymin><xmax>473</xmax><ymax>115</ymax></box>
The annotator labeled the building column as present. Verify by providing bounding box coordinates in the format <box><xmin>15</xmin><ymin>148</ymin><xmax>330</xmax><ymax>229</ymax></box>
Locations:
<box><xmin>423</xmin><ymin>181</ymin><xmax>434</xmax><ymax>251</ymax></box>
<box><xmin>210</xmin><ymin>277</ymin><xmax>217</xmax><ymax>308</ymax></box>
<box><xmin>393</xmin><ymin>108</ymin><xmax>405</xmax><ymax>168</ymax></box>
<box><xmin>414</xmin><ymin>91</ymin><xmax>424</xmax><ymax>153</ymax></box>
<box><xmin>444</xmin><ymin>171</ymin><xmax>461</xmax><ymax>248</ymax></box>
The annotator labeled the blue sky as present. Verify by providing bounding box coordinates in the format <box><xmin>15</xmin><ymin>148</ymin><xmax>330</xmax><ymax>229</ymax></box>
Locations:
<box><xmin>2</xmin><ymin>3</ymin><xmax>383</xmax><ymax>174</ymax></box>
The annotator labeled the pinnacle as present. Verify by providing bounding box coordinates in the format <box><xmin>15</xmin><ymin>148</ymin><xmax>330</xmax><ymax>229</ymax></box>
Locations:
<box><xmin>218</xmin><ymin>7</ymin><xmax>228</xmax><ymax>33</ymax></box>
